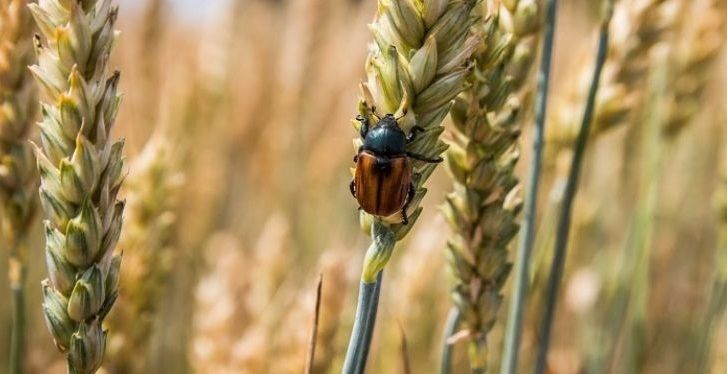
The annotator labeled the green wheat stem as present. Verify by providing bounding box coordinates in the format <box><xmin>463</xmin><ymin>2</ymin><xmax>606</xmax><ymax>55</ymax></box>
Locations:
<box><xmin>10</xmin><ymin>280</ymin><xmax>25</xmax><ymax>374</ymax></box>
<box><xmin>342</xmin><ymin>271</ymin><xmax>384</xmax><ymax>374</ymax></box>
<box><xmin>344</xmin><ymin>220</ymin><xmax>394</xmax><ymax>373</ymax></box>
<box><xmin>534</xmin><ymin>2</ymin><xmax>613</xmax><ymax>372</ymax></box>
<box><xmin>622</xmin><ymin>49</ymin><xmax>669</xmax><ymax>374</ymax></box>
<box><xmin>694</xmin><ymin>279</ymin><xmax>727</xmax><ymax>372</ymax></box>
<box><xmin>439</xmin><ymin>307</ymin><xmax>461</xmax><ymax>374</ymax></box>
<box><xmin>693</xmin><ymin>150</ymin><xmax>727</xmax><ymax>372</ymax></box>
<box><xmin>500</xmin><ymin>0</ymin><xmax>559</xmax><ymax>371</ymax></box>
<box><xmin>8</xmin><ymin>241</ymin><xmax>27</xmax><ymax>374</ymax></box>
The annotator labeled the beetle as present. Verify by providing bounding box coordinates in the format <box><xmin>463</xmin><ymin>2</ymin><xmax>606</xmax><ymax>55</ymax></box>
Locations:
<box><xmin>349</xmin><ymin>110</ymin><xmax>442</xmax><ymax>224</ymax></box>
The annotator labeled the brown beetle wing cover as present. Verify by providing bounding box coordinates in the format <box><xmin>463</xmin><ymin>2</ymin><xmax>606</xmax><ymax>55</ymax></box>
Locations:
<box><xmin>355</xmin><ymin>152</ymin><xmax>411</xmax><ymax>217</ymax></box>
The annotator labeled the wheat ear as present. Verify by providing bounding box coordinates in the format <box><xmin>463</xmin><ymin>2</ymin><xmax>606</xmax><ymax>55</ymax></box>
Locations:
<box><xmin>0</xmin><ymin>1</ymin><xmax>38</xmax><ymax>372</ymax></box>
<box><xmin>547</xmin><ymin>0</ymin><xmax>680</xmax><ymax>154</ymax></box>
<box><xmin>441</xmin><ymin>1</ymin><xmax>541</xmax><ymax>371</ymax></box>
<box><xmin>663</xmin><ymin>0</ymin><xmax>726</xmax><ymax>136</ymax></box>
<box><xmin>28</xmin><ymin>1</ymin><xmax>125</xmax><ymax>372</ymax></box>
<box><xmin>344</xmin><ymin>0</ymin><xmax>480</xmax><ymax>372</ymax></box>
<box><xmin>105</xmin><ymin>138</ymin><xmax>182</xmax><ymax>373</ymax></box>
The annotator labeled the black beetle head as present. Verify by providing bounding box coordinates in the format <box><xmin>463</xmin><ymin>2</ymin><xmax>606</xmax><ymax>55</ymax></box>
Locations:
<box><xmin>363</xmin><ymin>114</ymin><xmax>406</xmax><ymax>156</ymax></box>
<box><xmin>378</xmin><ymin>114</ymin><xmax>399</xmax><ymax>127</ymax></box>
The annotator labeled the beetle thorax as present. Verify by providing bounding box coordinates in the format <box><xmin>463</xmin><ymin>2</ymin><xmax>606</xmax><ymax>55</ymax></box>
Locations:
<box><xmin>363</xmin><ymin>115</ymin><xmax>406</xmax><ymax>156</ymax></box>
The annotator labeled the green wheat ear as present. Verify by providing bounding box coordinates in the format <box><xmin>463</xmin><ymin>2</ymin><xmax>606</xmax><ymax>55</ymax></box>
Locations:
<box><xmin>28</xmin><ymin>1</ymin><xmax>125</xmax><ymax>372</ymax></box>
<box><xmin>353</xmin><ymin>0</ymin><xmax>480</xmax><ymax>280</ymax></box>
<box><xmin>344</xmin><ymin>1</ymin><xmax>481</xmax><ymax>372</ymax></box>
<box><xmin>441</xmin><ymin>0</ymin><xmax>541</xmax><ymax>371</ymax></box>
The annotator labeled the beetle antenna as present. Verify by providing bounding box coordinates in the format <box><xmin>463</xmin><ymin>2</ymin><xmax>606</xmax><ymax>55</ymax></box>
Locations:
<box><xmin>395</xmin><ymin>109</ymin><xmax>408</xmax><ymax>121</ymax></box>
<box><xmin>370</xmin><ymin>106</ymin><xmax>381</xmax><ymax>121</ymax></box>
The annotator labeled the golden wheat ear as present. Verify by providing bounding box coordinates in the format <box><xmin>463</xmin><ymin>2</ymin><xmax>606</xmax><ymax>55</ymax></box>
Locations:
<box><xmin>0</xmin><ymin>1</ymin><xmax>40</xmax><ymax>372</ymax></box>
<box><xmin>441</xmin><ymin>1</ymin><xmax>542</xmax><ymax>370</ymax></box>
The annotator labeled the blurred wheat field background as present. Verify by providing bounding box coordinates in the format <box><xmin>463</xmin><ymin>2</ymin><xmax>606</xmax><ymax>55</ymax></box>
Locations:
<box><xmin>0</xmin><ymin>0</ymin><xmax>725</xmax><ymax>373</ymax></box>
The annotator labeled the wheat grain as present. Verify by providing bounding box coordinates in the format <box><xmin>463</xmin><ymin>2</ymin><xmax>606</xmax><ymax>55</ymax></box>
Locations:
<box><xmin>28</xmin><ymin>1</ymin><xmax>125</xmax><ymax>372</ymax></box>
<box><xmin>191</xmin><ymin>213</ymin><xmax>292</xmax><ymax>373</ymax></box>
<box><xmin>191</xmin><ymin>233</ymin><xmax>254</xmax><ymax>374</ymax></box>
<box><xmin>442</xmin><ymin>1</ymin><xmax>540</xmax><ymax>370</ymax></box>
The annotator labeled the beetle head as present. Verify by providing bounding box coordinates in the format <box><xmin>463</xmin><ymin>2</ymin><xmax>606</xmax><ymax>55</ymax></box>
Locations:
<box><xmin>377</xmin><ymin>114</ymin><xmax>399</xmax><ymax>128</ymax></box>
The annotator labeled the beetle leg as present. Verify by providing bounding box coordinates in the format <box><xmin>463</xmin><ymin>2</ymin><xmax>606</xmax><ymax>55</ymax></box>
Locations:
<box><xmin>406</xmin><ymin>125</ymin><xmax>426</xmax><ymax>143</ymax></box>
<box><xmin>400</xmin><ymin>183</ymin><xmax>416</xmax><ymax>225</ymax></box>
<box><xmin>353</xmin><ymin>147</ymin><xmax>363</xmax><ymax>162</ymax></box>
<box><xmin>349</xmin><ymin>180</ymin><xmax>356</xmax><ymax>198</ymax></box>
<box><xmin>407</xmin><ymin>151</ymin><xmax>443</xmax><ymax>163</ymax></box>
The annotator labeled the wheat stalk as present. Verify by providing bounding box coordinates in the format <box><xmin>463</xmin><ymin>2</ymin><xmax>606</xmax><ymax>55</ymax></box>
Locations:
<box><xmin>28</xmin><ymin>1</ymin><xmax>125</xmax><ymax>372</ymax></box>
<box><xmin>0</xmin><ymin>0</ymin><xmax>38</xmax><ymax>372</ymax></box>
<box><xmin>710</xmin><ymin>166</ymin><xmax>727</xmax><ymax>370</ymax></box>
<box><xmin>344</xmin><ymin>1</ymin><xmax>480</xmax><ymax>371</ymax></box>
<box><xmin>105</xmin><ymin>138</ymin><xmax>182</xmax><ymax>373</ymax></box>
<box><xmin>441</xmin><ymin>1</ymin><xmax>541</xmax><ymax>371</ymax></box>
<box><xmin>692</xmin><ymin>141</ymin><xmax>727</xmax><ymax>373</ymax></box>
<box><xmin>534</xmin><ymin>2</ymin><xmax>614</xmax><ymax>371</ymax></box>
<box><xmin>498</xmin><ymin>0</ymin><xmax>562</xmax><ymax>370</ymax></box>
<box><xmin>530</xmin><ymin>1</ymin><xmax>684</xmax><ymax>312</ymax></box>
<box><xmin>624</xmin><ymin>2</ymin><xmax>726</xmax><ymax>369</ymax></box>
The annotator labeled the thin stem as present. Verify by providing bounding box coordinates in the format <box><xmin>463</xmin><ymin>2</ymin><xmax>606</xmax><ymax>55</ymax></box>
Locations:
<box><xmin>694</xmin><ymin>279</ymin><xmax>727</xmax><ymax>373</ymax></box>
<box><xmin>342</xmin><ymin>271</ymin><xmax>383</xmax><ymax>374</ymax></box>
<box><xmin>8</xmin><ymin>241</ymin><xmax>26</xmax><ymax>374</ymax></box>
<box><xmin>399</xmin><ymin>322</ymin><xmax>411</xmax><ymax>374</ymax></box>
<box><xmin>9</xmin><ymin>270</ymin><xmax>26</xmax><ymax>374</ymax></box>
<box><xmin>622</xmin><ymin>47</ymin><xmax>668</xmax><ymax>374</ymax></box>
<box><xmin>534</xmin><ymin>5</ymin><xmax>613</xmax><ymax>373</ymax></box>
<box><xmin>305</xmin><ymin>274</ymin><xmax>323</xmax><ymax>374</ymax></box>
<box><xmin>439</xmin><ymin>307</ymin><xmax>461</xmax><ymax>374</ymax></box>
<box><xmin>500</xmin><ymin>0</ymin><xmax>560</xmax><ymax>372</ymax></box>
